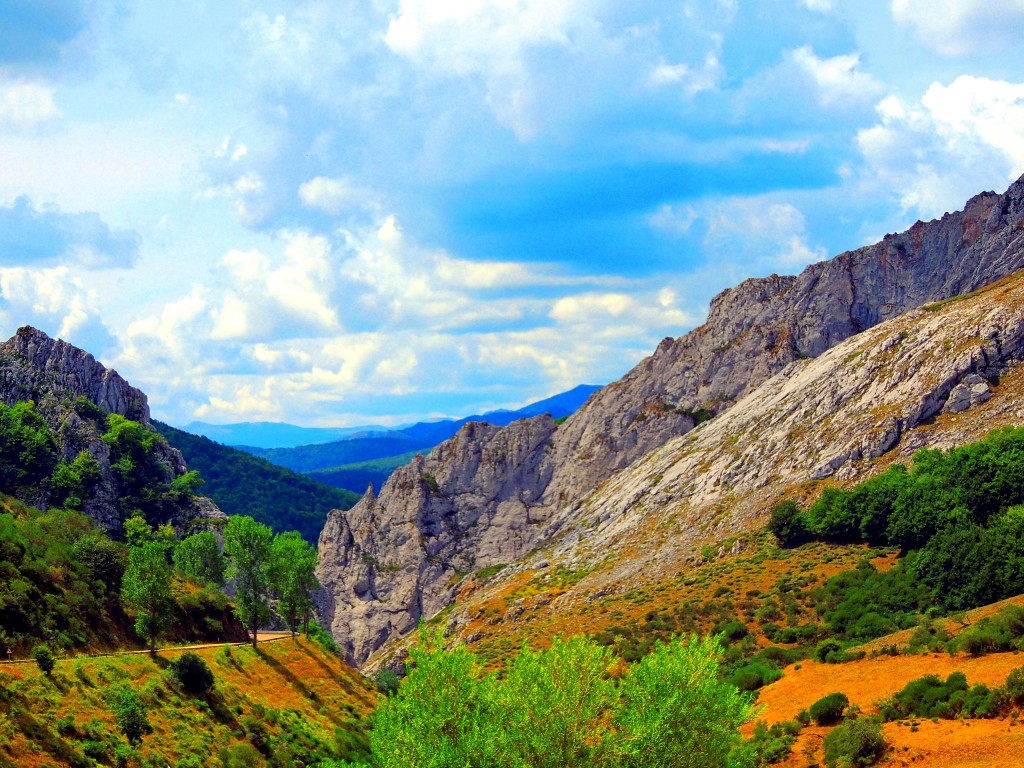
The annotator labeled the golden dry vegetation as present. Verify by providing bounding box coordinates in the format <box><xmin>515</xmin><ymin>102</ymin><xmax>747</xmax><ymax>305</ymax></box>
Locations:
<box><xmin>0</xmin><ymin>636</ymin><xmax>376</xmax><ymax>768</ymax></box>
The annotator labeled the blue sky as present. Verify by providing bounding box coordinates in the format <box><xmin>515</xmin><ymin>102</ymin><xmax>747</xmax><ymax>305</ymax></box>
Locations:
<box><xmin>2</xmin><ymin>0</ymin><xmax>1024</xmax><ymax>428</ymax></box>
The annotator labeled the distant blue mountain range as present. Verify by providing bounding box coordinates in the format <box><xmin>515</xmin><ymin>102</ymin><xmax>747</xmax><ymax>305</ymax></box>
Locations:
<box><xmin>176</xmin><ymin>384</ymin><xmax>601</xmax><ymax>494</ymax></box>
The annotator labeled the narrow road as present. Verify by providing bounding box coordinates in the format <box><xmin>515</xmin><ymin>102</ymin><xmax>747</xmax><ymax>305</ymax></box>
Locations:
<box><xmin>0</xmin><ymin>631</ymin><xmax>296</xmax><ymax>667</ymax></box>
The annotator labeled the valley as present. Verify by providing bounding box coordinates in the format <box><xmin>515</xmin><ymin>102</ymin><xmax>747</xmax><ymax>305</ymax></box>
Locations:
<box><xmin>4</xmin><ymin>175</ymin><xmax>1024</xmax><ymax>766</ymax></box>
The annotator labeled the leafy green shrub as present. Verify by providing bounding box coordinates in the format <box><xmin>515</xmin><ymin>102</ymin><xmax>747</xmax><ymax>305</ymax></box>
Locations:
<box><xmin>369</xmin><ymin>630</ymin><xmax>754</xmax><ymax>768</ymax></box>
<box><xmin>809</xmin><ymin>692</ymin><xmax>849</xmax><ymax>726</ymax></box>
<box><xmin>727</xmin><ymin>662</ymin><xmax>782</xmax><ymax>692</ymax></box>
<box><xmin>31</xmin><ymin>644</ymin><xmax>55</xmax><ymax>675</ymax></box>
<box><xmin>308</xmin><ymin>620</ymin><xmax>340</xmax><ymax>655</ymax></box>
<box><xmin>768</xmin><ymin>500</ymin><xmax>811</xmax><ymax>547</ymax></box>
<box><xmin>822</xmin><ymin>716</ymin><xmax>886</xmax><ymax>768</ymax></box>
<box><xmin>375</xmin><ymin>668</ymin><xmax>401</xmax><ymax>695</ymax></box>
<box><xmin>171</xmin><ymin>652</ymin><xmax>215</xmax><ymax>695</ymax></box>
<box><xmin>717</xmin><ymin>620</ymin><xmax>750</xmax><ymax>642</ymax></box>
<box><xmin>746</xmin><ymin>719</ymin><xmax>800</xmax><ymax>765</ymax></box>
<box><xmin>1003</xmin><ymin>666</ymin><xmax>1024</xmax><ymax>706</ymax></box>
<box><xmin>112</xmin><ymin>688</ymin><xmax>152</xmax><ymax>745</ymax></box>
<box><xmin>814</xmin><ymin>639</ymin><xmax>842</xmax><ymax>663</ymax></box>
<box><xmin>880</xmin><ymin>672</ymin><xmax>998</xmax><ymax>720</ymax></box>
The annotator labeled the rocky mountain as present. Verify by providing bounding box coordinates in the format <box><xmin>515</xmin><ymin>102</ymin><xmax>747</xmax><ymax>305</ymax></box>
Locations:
<box><xmin>0</xmin><ymin>326</ymin><xmax>223</xmax><ymax>533</ymax></box>
<box><xmin>317</xmin><ymin>174</ymin><xmax>1024</xmax><ymax>666</ymax></box>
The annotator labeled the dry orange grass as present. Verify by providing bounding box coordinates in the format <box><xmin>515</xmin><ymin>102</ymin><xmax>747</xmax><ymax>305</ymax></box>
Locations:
<box><xmin>752</xmin><ymin>651</ymin><xmax>1024</xmax><ymax>767</ymax></box>
<box><xmin>0</xmin><ymin>636</ymin><xmax>377</xmax><ymax>768</ymax></box>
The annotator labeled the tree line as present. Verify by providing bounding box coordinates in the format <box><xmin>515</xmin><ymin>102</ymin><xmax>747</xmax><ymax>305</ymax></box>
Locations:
<box><xmin>122</xmin><ymin>514</ymin><xmax>319</xmax><ymax>652</ymax></box>
<box><xmin>770</xmin><ymin>426</ymin><xmax>1024</xmax><ymax>616</ymax></box>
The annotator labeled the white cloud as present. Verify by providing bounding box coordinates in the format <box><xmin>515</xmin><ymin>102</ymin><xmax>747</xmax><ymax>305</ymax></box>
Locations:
<box><xmin>892</xmin><ymin>0</ymin><xmax>1024</xmax><ymax>57</ymax></box>
<box><xmin>0</xmin><ymin>78</ymin><xmax>60</xmax><ymax>130</ymax></box>
<box><xmin>803</xmin><ymin>0</ymin><xmax>834</xmax><ymax>10</ymax></box>
<box><xmin>702</xmin><ymin>198</ymin><xmax>827</xmax><ymax>273</ymax></box>
<box><xmin>648</xmin><ymin>203</ymin><xmax>698</xmax><ymax>238</ymax></box>
<box><xmin>0</xmin><ymin>266</ymin><xmax>113</xmax><ymax>353</ymax></box>
<box><xmin>787</xmin><ymin>46</ymin><xmax>883</xmax><ymax>108</ymax></box>
<box><xmin>647</xmin><ymin>52</ymin><xmax>722</xmax><ymax>97</ymax></box>
<box><xmin>857</xmin><ymin>76</ymin><xmax>1024</xmax><ymax>218</ymax></box>
<box><xmin>298</xmin><ymin>175</ymin><xmax>372</xmax><ymax>215</ymax></box>
<box><xmin>384</xmin><ymin>0</ymin><xmax>595</xmax><ymax>138</ymax></box>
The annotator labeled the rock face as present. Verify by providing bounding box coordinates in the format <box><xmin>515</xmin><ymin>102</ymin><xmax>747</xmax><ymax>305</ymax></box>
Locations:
<box><xmin>317</xmin><ymin>417</ymin><xmax>557</xmax><ymax>662</ymax></box>
<box><xmin>318</xmin><ymin>174</ymin><xmax>1024</xmax><ymax>666</ymax></box>
<box><xmin>0</xmin><ymin>326</ymin><xmax>223</xmax><ymax>532</ymax></box>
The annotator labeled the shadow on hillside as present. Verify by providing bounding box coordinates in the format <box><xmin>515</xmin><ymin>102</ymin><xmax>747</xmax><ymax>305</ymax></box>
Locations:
<box><xmin>256</xmin><ymin>645</ymin><xmax>354</xmax><ymax>726</ymax></box>
<box><xmin>296</xmin><ymin>641</ymin><xmax>375</xmax><ymax>706</ymax></box>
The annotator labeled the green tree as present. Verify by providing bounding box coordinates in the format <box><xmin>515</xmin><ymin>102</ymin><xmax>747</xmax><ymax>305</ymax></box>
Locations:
<box><xmin>113</xmin><ymin>688</ymin><xmax>151</xmax><ymax>745</ymax></box>
<box><xmin>173</xmin><ymin>531</ymin><xmax>226</xmax><ymax>586</ymax></box>
<box><xmin>171</xmin><ymin>652</ymin><xmax>215</xmax><ymax>695</ymax></box>
<box><xmin>224</xmin><ymin>515</ymin><xmax>273</xmax><ymax>648</ymax></box>
<box><xmin>122</xmin><ymin>514</ymin><xmax>153</xmax><ymax>548</ymax></box>
<box><xmin>499</xmin><ymin>635</ymin><xmax>617</xmax><ymax>767</ymax></box>
<box><xmin>0</xmin><ymin>401</ymin><xmax>58</xmax><ymax>493</ymax></box>
<box><xmin>121</xmin><ymin>541</ymin><xmax>174</xmax><ymax>653</ymax></box>
<box><xmin>269</xmin><ymin>531</ymin><xmax>318</xmax><ymax>637</ymax></box>
<box><xmin>368</xmin><ymin>629</ymin><xmax>755</xmax><ymax>768</ymax></box>
<box><xmin>31</xmin><ymin>643</ymin><xmax>55</xmax><ymax>676</ymax></box>
<box><xmin>767</xmin><ymin>500</ymin><xmax>810</xmax><ymax>547</ymax></box>
<box><xmin>613</xmin><ymin>634</ymin><xmax>755</xmax><ymax>768</ymax></box>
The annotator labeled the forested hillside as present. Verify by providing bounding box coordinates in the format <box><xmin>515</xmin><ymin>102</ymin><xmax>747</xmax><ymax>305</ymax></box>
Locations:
<box><xmin>155</xmin><ymin>421</ymin><xmax>359</xmax><ymax>543</ymax></box>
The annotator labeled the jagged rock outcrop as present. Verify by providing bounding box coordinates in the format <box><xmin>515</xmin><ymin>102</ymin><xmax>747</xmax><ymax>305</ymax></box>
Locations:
<box><xmin>0</xmin><ymin>326</ymin><xmax>223</xmax><ymax>532</ymax></box>
<box><xmin>318</xmin><ymin>174</ymin><xmax>1024</xmax><ymax>666</ymax></box>
<box><xmin>317</xmin><ymin>417</ymin><xmax>557</xmax><ymax>662</ymax></box>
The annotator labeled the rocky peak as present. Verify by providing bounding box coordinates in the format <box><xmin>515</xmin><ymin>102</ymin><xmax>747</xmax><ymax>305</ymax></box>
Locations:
<box><xmin>0</xmin><ymin>326</ymin><xmax>222</xmax><ymax>533</ymax></box>
<box><xmin>0</xmin><ymin>326</ymin><xmax>150</xmax><ymax>424</ymax></box>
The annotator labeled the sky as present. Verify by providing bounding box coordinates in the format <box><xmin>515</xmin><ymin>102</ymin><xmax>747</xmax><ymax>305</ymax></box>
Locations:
<box><xmin>2</xmin><ymin>0</ymin><xmax>1024</xmax><ymax>428</ymax></box>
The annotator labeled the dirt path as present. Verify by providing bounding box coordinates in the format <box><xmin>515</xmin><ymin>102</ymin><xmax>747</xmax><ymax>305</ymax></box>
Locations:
<box><xmin>0</xmin><ymin>631</ymin><xmax>296</xmax><ymax>667</ymax></box>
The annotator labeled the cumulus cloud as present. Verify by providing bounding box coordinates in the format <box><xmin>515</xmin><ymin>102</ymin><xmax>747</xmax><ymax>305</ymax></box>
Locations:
<box><xmin>0</xmin><ymin>77</ymin><xmax>60</xmax><ymax>129</ymax></box>
<box><xmin>0</xmin><ymin>196</ymin><xmax>140</xmax><ymax>268</ymax></box>
<box><xmin>0</xmin><ymin>265</ymin><xmax>114</xmax><ymax>353</ymax></box>
<box><xmin>788</xmin><ymin>46</ymin><xmax>883</xmax><ymax>108</ymax></box>
<box><xmin>384</xmin><ymin>0</ymin><xmax>596</xmax><ymax>138</ymax></box>
<box><xmin>298</xmin><ymin>175</ymin><xmax>373</xmax><ymax>215</ymax></box>
<box><xmin>737</xmin><ymin>45</ymin><xmax>882</xmax><ymax>120</ymax></box>
<box><xmin>112</xmin><ymin>210</ymin><xmax>701</xmax><ymax>425</ymax></box>
<box><xmin>857</xmin><ymin>76</ymin><xmax>1024</xmax><ymax>218</ymax></box>
<box><xmin>647</xmin><ymin>52</ymin><xmax>723</xmax><ymax>97</ymax></box>
<box><xmin>892</xmin><ymin>0</ymin><xmax>1024</xmax><ymax>57</ymax></box>
<box><xmin>701</xmin><ymin>197</ymin><xmax>827</xmax><ymax>272</ymax></box>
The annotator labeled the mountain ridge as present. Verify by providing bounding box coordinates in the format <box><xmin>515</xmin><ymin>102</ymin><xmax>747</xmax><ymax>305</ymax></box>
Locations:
<box><xmin>316</xmin><ymin>174</ymin><xmax>1024</xmax><ymax>666</ymax></box>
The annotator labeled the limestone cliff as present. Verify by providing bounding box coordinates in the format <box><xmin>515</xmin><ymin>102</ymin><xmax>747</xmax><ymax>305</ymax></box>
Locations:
<box><xmin>0</xmin><ymin>326</ymin><xmax>224</xmax><ymax>532</ymax></box>
<box><xmin>318</xmin><ymin>175</ymin><xmax>1024</xmax><ymax>666</ymax></box>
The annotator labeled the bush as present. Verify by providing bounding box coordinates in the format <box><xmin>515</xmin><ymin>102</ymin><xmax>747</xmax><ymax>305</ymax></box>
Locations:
<box><xmin>31</xmin><ymin>644</ymin><xmax>55</xmax><ymax>675</ymax></box>
<box><xmin>172</xmin><ymin>652</ymin><xmax>215</xmax><ymax>695</ymax></box>
<box><xmin>880</xmin><ymin>672</ymin><xmax>998</xmax><ymax>720</ymax></box>
<box><xmin>746</xmin><ymin>720</ymin><xmax>800</xmax><ymax>766</ymax></box>
<box><xmin>375</xmin><ymin>668</ymin><xmax>401</xmax><ymax>695</ymax></box>
<box><xmin>814</xmin><ymin>639</ymin><xmax>842</xmax><ymax>663</ymax></box>
<box><xmin>822</xmin><ymin>716</ymin><xmax>886</xmax><ymax>768</ymax></box>
<box><xmin>768</xmin><ymin>500</ymin><xmax>811</xmax><ymax>547</ymax></box>
<box><xmin>809</xmin><ymin>692</ymin><xmax>849</xmax><ymax>726</ymax></box>
<box><xmin>727</xmin><ymin>662</ymin><xmax>782</xmax><ymax>692</ymax></box>
<box><xmin>112</xmin><ymin>689</ymin><xmax>152</xmax><ymax>745</ymax></box>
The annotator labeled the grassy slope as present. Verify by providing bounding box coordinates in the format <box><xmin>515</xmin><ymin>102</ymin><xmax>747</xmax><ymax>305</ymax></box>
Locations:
<box><xmin>0</xmin><ymin>637</ymin><xmax>377</xmax><ymax>768</ymax></box>
<box><xmin>154</xmin><ymin>421</ymin><xmax>360</xmax><ymax>543</ymax></box>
